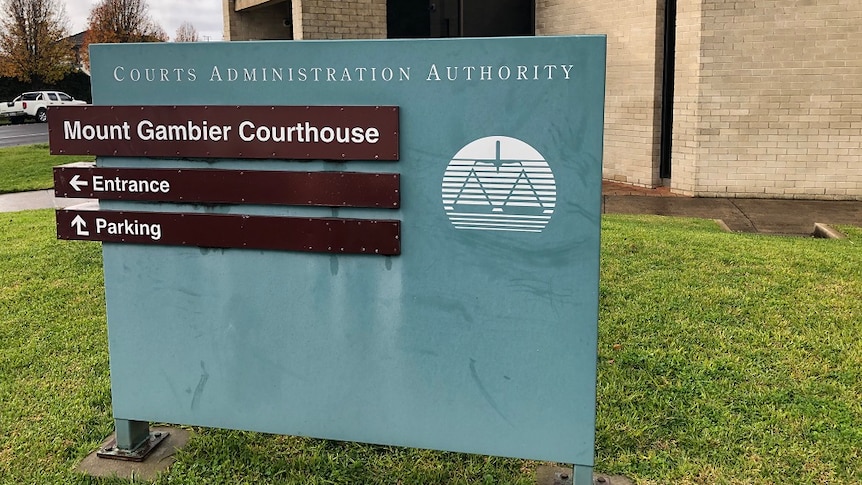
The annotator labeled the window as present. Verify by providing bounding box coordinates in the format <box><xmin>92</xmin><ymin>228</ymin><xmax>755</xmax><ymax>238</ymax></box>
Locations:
<box><xmin>388</xmin><ymin>0</ymin><xmax>535</xmax><ymax>39</ymax></box>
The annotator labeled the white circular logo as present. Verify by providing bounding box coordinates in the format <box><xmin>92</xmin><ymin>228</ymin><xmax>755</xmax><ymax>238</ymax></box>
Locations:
<box><xmin>442</xmin><ymin>136</ymin><xmax>556</xmax><ymax>233</ymax></box>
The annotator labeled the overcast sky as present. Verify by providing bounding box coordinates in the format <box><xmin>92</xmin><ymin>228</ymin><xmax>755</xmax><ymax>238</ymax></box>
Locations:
<box><xmin>63</xmin><ymin>0</ymin><xmax>224</xmax><ymax>42</ymax></box>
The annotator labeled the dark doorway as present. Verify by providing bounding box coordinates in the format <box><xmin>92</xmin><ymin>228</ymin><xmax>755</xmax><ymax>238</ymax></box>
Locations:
<box><xmin>462</xmin><ymin>0</ymin><xmax>534</xmax><ymax>37</ymax></box>
<box><xmin>388</xmin><ymin>0</ymin><xmax>431</xmax><ymax>38</ymax></box>
<box><xmin>659</xmin><ymin>0</ymin><xmax>676</xmax><ymax>180</ymax></box>
<box><xmin>430</xmin><ymin>0</ymin><xmax>461</xmax><ymax>37</ymax></box>
<box><xmin>388</xmin><ymin>0</ymin><xmax>535</xmax><ymax>39</ymax></box>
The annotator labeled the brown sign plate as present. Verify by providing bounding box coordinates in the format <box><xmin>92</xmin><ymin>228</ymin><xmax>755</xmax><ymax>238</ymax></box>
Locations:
<box><xmin>48</xmin><ymin>105</ymin><xmax>399</xmax><ymax>161</ymax></box>
<box><xmin>56</xmin><ymin>208</ymin><xmax>400</xmax><ymax>255</ymax></box>
<box><xmin>53</xmin><ymin>164</ymin><xmax>399</xmax><ymax>208</ymax></box>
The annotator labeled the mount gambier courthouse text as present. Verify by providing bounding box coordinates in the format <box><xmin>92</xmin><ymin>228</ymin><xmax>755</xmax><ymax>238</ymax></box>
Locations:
<box><xmin>62</xmin><ymin>119</ymin><xmax>382</xmax><ymax>145</ymax></box>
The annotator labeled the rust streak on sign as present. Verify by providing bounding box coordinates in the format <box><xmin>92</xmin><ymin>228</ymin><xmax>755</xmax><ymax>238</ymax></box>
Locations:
<box><xmin>56</xmin><ymin>209</ymin><xmax>401</xmax><ymax>255</ymax></box>
<box><xmin>48</xmin><ymin>105</ymin><xmax>400</xmax><ymax>161</ymax></box>
<box><xmin>53</xmin><ymin>164</ymin><xmax>400</xmax><ymax>208</ymax></box>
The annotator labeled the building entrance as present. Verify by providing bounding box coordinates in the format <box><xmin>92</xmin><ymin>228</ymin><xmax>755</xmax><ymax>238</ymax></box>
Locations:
<box><xmin>388</xmin><ymin>0</ymin><xmax>534</xmax><ymax>39</ymax></box>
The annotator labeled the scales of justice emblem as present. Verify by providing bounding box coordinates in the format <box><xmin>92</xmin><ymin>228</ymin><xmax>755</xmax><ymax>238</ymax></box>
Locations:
<box><xmin>442</xmin><ymin>136</ymin><xmax>557</xmax><ymax>233</ymax></box>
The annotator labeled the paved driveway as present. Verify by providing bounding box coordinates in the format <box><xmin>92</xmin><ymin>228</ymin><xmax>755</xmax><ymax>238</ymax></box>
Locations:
<box><xmin>0</xmin><ymin>123</ymin><xmax>48</xmax><ymax>147</ymax></box>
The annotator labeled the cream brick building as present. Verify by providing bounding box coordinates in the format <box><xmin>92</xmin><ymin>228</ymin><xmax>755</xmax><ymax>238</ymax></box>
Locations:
<box><xmin>223</xmin><ymin>0</ymin><xmax>862</xmax><ymax>200</ymax></box>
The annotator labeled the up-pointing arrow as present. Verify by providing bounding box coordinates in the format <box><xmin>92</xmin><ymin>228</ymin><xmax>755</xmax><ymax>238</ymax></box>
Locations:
<box><xmin>69</xmin><ymin>174</ymin><xmax>88</xmax><ymax>192</ymax></box>
<box><xmin>71</xmin><ymin>215</ymin><xmax>89</xmax><ymax>236</ymax></box>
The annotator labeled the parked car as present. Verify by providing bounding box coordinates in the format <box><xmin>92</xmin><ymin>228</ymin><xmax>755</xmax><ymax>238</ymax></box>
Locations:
<box><xmin>0</xmin><ymin>91</ymin><xmax>87</xmax><ymax>124</ymax></box>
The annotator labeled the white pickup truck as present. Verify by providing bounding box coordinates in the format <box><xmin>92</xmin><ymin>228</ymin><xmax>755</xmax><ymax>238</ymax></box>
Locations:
<box><xmin>0</xmin><ymin>91</ymin><xmax>87</xmax><ymax>124</ymax></box>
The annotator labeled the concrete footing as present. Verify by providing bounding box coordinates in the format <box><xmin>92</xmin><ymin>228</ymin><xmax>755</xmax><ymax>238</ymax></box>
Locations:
<box><xmin>536</xmin><ymin>464</ymin><xmax>633</xmax><ymax>485</ymax></box>
<box><xmin>813</xmin><ymin>223</ymin><xmax>847</xmax><ymax>239</ymax></box>
<box><xmin>76</xmin><ymin>426</ymin><xmax>191</xmax><ymax>481</ymax></box>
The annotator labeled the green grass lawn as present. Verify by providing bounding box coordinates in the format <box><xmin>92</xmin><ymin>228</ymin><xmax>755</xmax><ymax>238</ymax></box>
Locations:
<box><xmin>1</xmin><ymin>211</ymin><xmax>860</xmax><ymax>484</ymax></box>
<box><xmin>597</xmin><ymin>217</ymin><xmax>862</xmax><ymax>484</ymax></box>
<box><xmin>0</xmin><ymin>143</ymin><xmax>94</xmax><ymax>194</ymax></box>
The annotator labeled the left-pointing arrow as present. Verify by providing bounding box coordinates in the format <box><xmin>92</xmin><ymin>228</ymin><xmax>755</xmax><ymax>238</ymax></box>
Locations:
<box><xmin>71</xmin><ymin>215</ymin><xmax>89</xmax><ymax>236</ymax></box>
<box><xmin>69</xmin><ymin>174</ymin><xmax>88</xmax><ymax>192</ymax></box>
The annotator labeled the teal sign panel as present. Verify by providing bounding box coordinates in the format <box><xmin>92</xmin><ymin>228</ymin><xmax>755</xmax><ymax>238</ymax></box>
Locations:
<box><xmin>91</xmin><ymin>36</ymin><xmax>605</xmax><ymax>465</ymax></box>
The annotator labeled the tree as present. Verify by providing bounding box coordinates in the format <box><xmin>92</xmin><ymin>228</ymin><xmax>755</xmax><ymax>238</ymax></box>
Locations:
<box><xmin>82</xmin><ymin>0</ymin><xmax>166</xmax><ymax>67</ymax></box>
<box><xmin>0</xmin><ymin>0</ymin><xmax>73</xmax><ymax>85</ymax></box>
<box><xmin>174</xmin><ymin>21</ymin><xmax>198</xmax><ymax>42</ymax></box>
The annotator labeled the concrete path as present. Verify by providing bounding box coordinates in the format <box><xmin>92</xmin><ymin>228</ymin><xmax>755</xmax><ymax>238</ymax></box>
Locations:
<box><xmin>603</xmin><ymin>195</ymin><xmax>862</xmax><ymax>235</ymax></box>
<box><xmin>0</xmin><ymin>189</ymin><xmax>93</xmax><ymax>212</ymax></box>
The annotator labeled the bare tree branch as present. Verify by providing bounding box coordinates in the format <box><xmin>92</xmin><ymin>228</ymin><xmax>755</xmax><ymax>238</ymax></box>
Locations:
<box><xmin>174</xmin><ymin>21</ymin><xmax>198</xmax><ymax>43</ymax></box>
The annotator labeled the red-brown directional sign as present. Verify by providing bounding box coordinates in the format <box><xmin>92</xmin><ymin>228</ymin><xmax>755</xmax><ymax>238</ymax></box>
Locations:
<box><xmin>53</xmin><ymin>164</ymin><xmax>400</xmax><ymax>208</ymax></box>
<box><xmin>56</xmin><ymin>208</ymin><xmax>401</xmax><ymax>255</ymax></box>
<box><xmin>48</xmin><ymin>105</ymin><xmax>399</xmax><ymax>161</ymax></box>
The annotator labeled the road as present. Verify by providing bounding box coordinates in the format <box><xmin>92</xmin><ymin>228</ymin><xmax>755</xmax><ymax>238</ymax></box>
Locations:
<box><xmin>0</xmin><ymin>123</ymin><xmax>48</xmax><ymax>147</ymax></box>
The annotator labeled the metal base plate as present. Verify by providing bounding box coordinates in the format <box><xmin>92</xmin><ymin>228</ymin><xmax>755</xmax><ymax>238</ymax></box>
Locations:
<box><xmin>96</xmin><ymin>431</ymin><xmax>169</xmax><ymax>462</ymax></box>
<box><xmin>536</xmin><ymin>465</ymin><xmax>634</xmax><ymax>485</ymax></box>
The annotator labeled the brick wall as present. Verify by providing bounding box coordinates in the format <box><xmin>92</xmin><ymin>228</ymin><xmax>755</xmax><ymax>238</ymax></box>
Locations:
<box><xmin>669</xmin><ymin>0</ymin><xmax>703</xmax><ymax>195</ymax></box>
<box><xmin>536</xmin><ymin>0</ymin><xmax>664</xmax><ymax>187</ymax></box>
<box><xmin>674</xmin><ymin>0</ymin><xmax>862</xmax><ymax>199</ymax></box>
<box><xmin>222</xmin><ymin>0</ymin><xmax>862</xmax><ymax>199</ymax></box>
<box><xmin>293</xmin><ymin>0</ymin><xmax>387</xmax><ymax>40</ymax></box>
<box><xmin>224</xmin><ymin>0</ymin><xmax>292</xmax><ymax>41</ymax></box>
